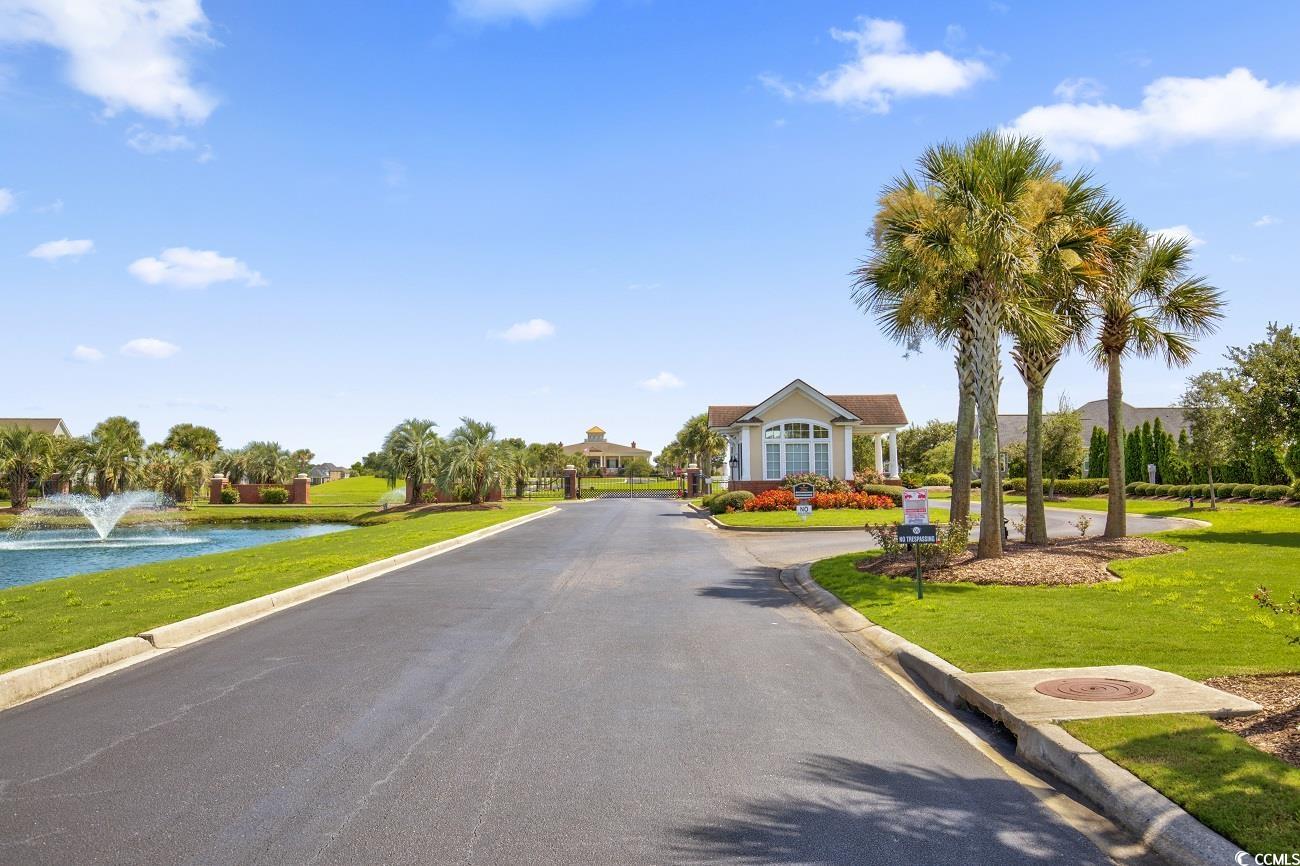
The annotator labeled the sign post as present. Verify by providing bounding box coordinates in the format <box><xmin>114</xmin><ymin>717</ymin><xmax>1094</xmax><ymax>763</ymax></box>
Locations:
<box><xmin>792</xmin><ymin>482</ymin><xmax>815</xmax><ymax>522</ymax></box>
<box><xmin>896</xmin><ymin>522</ymin><xmax>938</xmax><ymax>599</ymax></box>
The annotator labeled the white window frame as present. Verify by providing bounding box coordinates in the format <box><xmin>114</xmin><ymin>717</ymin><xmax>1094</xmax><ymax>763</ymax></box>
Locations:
<box><xmin>761</xmin><ymin>419</ymin><xmax>832</xmax><ymax>480</ymax></box>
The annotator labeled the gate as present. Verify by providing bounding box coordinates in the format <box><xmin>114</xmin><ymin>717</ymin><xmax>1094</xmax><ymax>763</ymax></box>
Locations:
<box><xmin>578</xmin><ymin>475</ymin><xmax>683</xmax><ymax>499</ymax></box>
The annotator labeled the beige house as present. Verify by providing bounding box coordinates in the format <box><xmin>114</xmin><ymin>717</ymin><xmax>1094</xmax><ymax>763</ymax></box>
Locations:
<box><xmin>0</xmin><ymin>418</ymin><xmax>71</xmax><ymax>437</ymax></box>
<box><xmin>709</xmin><ymin>380</ymin><xmax>908</xmax><ymax>492</ymax></box>
<box><xmin>997</xmin><ymin>400</ymin><xmax>1188</xmax><ymax>449</ymax></box>
<box><xmin>562</xmin><ymin>427</ymin><xmax>652</xmax><ymax>474</ymax></box>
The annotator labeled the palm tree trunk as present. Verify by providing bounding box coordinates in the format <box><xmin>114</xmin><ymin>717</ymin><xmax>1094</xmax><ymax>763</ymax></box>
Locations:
<box><xmin>950</xmin><ymin>333</ymin><xmax>976</xmax><ymax>525</ymax></box>
<box><xmin>1024</xmin><ymin>379</ymin><xmax>1048</xmax><ymax>544</ymax></box>
<box><xmin>9</xmin><ymin>471</ymin><xmax>29</xmax><ymax>510</ymax></box>
<box><xmin>968</xmin><ymin>296</ymin><xmax>1003</xmax><ymax>559</ymax></box>
<box><xmin>1207</xmin><ymin>465</ymin><xmax>1217</xmax><ymax>511</ymax></box>
<box><xmin>1104</xmin><ymin>350</ymin><xmax>1127</xmax><ymax>538</ymax></box>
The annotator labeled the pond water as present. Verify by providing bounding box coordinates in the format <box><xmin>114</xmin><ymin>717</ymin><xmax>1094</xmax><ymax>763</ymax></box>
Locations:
<box><xmin>0</xmin><ymin>523</ymin><xmax>355</xmax><ymax>589</ymax></box>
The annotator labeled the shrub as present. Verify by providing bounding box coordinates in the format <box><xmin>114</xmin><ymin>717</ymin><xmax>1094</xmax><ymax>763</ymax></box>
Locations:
<box><xmin>1231</xmin><ymin>483</ymin><xmax>1255</xmax><ymax>499</ymax></box>
<box><xmin>1125</xmin><ymin>482</ymin><xmax>1140</xmax><ymax>495</ymax></box>
<box><xmin>1156</xmin><ymin>484</ymin><xmax>1175</xmax><ymax>496</ymax></box>
<box><xmin>1005</xmin><ymin>477</ymin><xmax>1028</xmax><ymax>493</ymax></box>
<box><xmin>781</xmin><ymin>473</ymin><xmax>845</xmax><ymax>493</ymax></box>
<box><xmin>899</xmin><ymin>471</ymin><xmax>925</xmax><ymax>489</ymax></box>
<box><xmin>853</xmin><ymin>468</ymin><xmax>883</xmax><ymax>487</ymax></box>
<box><xmin>1292</xmin><ymin>481</ymin><xmax>1300</xmax><ymax>500</ymax></box>
<box><xmin>708</xmin><ymin>490</ymin><xmax>754</xmax><ymax>514</ymax></box>
<box><xmin>970</xmin><ymin>478</ymin><xmax>981</xmax><ymax>489</ymax></box>
<box><xmin>809</xmin><ymin>492</ymin><xmax>895</xmax><ymax>510</ymax></box>
<box><xmin>219</xmin><ymin>486</ymin><xmax>240</xmax><ymax>504</ymax></box>
<box><xmin>1264</xmin><ymin>485</ymin><xmax>1290</xmax><ymax>501</ymax></box>
<box><xmin>1176</xmin><ymin>485</ymin><xmax>1194</xmax><ymax>498</ymax></box>
<box><xmin>259</xmin><ymin>486</ymin><xmax>289</xmax><ymax>504</ymax></box>
<box><xmin>700</xmin><ymin>492</ymin><xmax>719</xmax><ymax>509</ymax></box>
<box><xmin>1051</xmin><ymin>478</ymin><xmax>1105</xmax><ymax>497</ymax></box>
<box><xmin>1215</xmin><ymin>483</ymin><xmax>1235</xmax><ymax>499</ymax></box>
<box><xmin>855</xmin><ymin>484</ymin><xmax>903</xmax><ymax>506</ymax></box>
<box><xmin>744</xmin><ymin>489</ymin><xmax>797</xmax><ymax>511</ymax></box>
<box><xmin>1250</xmin><ymin>485</ymin><xmax>1270</xmax><ymax>499</ymax></box>
<box><xmin>922</xmin><ymin>472</ymin><xmax>953</xmax><ymax>487</ymax></box>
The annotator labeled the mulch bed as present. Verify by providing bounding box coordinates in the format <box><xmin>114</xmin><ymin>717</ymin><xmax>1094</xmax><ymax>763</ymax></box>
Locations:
<box><xmin>856</xmin><ymin>535</ymin><xmax>1181</xmax><ymax>586</ymax></box>
<box><xmin>1206</xmin><ymin>674</ymin><xmax>1300</xmax><ymax>769</ymax></box>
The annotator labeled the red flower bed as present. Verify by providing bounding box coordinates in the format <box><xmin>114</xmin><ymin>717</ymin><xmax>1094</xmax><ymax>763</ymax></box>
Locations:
<box><xmin>742</xmin><ymin>489</ymin><xmax>895</xmax><ymax>512</ymax></box>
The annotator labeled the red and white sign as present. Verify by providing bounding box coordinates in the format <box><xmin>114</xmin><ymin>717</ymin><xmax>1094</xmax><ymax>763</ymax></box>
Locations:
<box><xmin>902</xmin><ymin>490</ymin><xmax>929</xmax><ymax>525</ymax></box>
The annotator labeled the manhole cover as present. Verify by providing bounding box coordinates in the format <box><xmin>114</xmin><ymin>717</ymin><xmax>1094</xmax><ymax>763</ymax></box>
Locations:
<box><xmin>1034</xmin><ymin>677</ymin><xmax>1155</xmax><ymax>702</ymax></box>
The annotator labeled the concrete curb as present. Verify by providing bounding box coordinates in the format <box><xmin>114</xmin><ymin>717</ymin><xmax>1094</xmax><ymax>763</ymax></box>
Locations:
<box><xmin>782</xmin><ymin>561</ymin><xmax>1248</xmax><ymax>866</ymax></box>
<box><xmin>1</xmin><ymin>506</ymin><xmax>559</xmax><ymax>710</ymax></box>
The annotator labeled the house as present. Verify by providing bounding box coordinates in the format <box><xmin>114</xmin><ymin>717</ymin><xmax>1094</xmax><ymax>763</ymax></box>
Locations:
<box><xmin>708</xmin><ymin>379</ymin><xmax>908</xmax><ymax>493</ymax></box>
<box><xmin>562</xmin><ymin>427</ymin><xmax>652</xmax><ymax>475</ymax></box>
<box><xmin>308</xmin><ymin>463</ymin><xmax>351</xmax><ymax>485</ymax></box>
<box><xmin>997</xmin><ymin>400</ymin><xmax>1188</xmax><ymax>451</ymax></box>
<box><xmin>0</xmin><ymin>418</ymin><xmax>71</xmax><ymax>437</ymax></box>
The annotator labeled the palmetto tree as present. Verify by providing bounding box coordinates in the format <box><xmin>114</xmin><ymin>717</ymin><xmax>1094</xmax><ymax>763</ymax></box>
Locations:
<box><xmin>0</xmin><ymin>426</ymin><xmax>54</xmax><ymax>510</ymax></box>
<box><xmin>441</xmin><ymin>418</ymin><xmax>501</xmax><ymax>505</ymax></box>
<box><xmin>88</xmin><ymin>416</ymin><xmax>145</xmax><ymax>498</ymax></box>
<box><xmin>241</xmin><ymin>442</ymin><xmax>294</xmax><ymax>484</ymax></box>
<box><xmin>862</xmin><ymin>132</ymin><xmax>1096</xmax><ymax>557</ymax></box>
<box><xmin>143</xmin><ymin>445</ymin><xmax>209</xmax><ymax>503</ymax></box>
<box><xmin>213</xmin><ymin>448</ymin><xmax>247</xmax><ymax>484</ymax></box>
<box><xmin>677</xmin><ymin>413</ymin><xmax>725</xmax><ymax>477</ymax></box>
<box><xmin>383</xmin><ymin>419</ymin><xmax>440</xmax><ymax>503</ymax></box>
<box><xmin>1089</xmin><ymin>226</ymin><xmax>1224</xmax><ymax>537</ymax></box>
<box><xmin>498</xmin><ymin>444</ymin><xmax>530</xmax><ymax>498</ymax></box>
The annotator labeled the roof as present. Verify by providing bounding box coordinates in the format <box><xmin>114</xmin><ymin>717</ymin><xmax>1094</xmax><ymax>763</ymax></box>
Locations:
<box><xmin>585</xmin><ymin>426</ymin><xmax>605</xmax><ymax>435</ymax></box>
<box><xmin>0</xmin><ymin>418</ymin><xmax>69</xmax><ymax>435</ymax></box>
<box><xmin>708</xmin><ymin>381</ymin><xmax>908</xmax><ymax>428</ymax></box>
<box><xmin>562</xmin><ymin>441</ymin><xmax>651</xmax><ymax>456</ymax></box>
<box><xmin>996</xmin><ymin>400</ymin><xmax>1188</xmax><ymax>448</ymax></box>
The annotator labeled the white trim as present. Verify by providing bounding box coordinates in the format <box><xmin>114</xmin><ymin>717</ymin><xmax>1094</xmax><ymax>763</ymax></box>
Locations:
<box><xmin>888</xmin><ymin>429</ymin><xmax>900</xmax><ymax>479</ymax></box>
<box><xmin>737</xmin><ymin>379</ymin><xmax>860</xmax><ymax>424</ymax></box>
<box><xmin>740</xmin><ymin>426</ymin><xmax>752</xmax><ymax>481</ymax></box>
<box><xmin>874</xmin><ymin>434</ymin><xmax>884</xmax><ymax>475</ymax></box>
<box><xmin>841</xmin><ymin>424</ymin><xmax>854</xmax><ymax>480</ymax></box>
<box><xmin>760</xmin><ymin>418</ymin><xmax>833</xmax><ymax>480</ymax></box>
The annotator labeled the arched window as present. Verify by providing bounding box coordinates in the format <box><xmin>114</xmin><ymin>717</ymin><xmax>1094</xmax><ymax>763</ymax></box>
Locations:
<box><xmin>762</xmin><ymin>420</ymin><xmax>831</xmax><ymax>480</ymax></box>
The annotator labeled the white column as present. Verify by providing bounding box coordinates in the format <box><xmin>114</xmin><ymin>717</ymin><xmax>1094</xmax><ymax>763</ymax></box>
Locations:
<box><xmin>873</xmin><ymin>434</ymin><xmax>884</xmax><ymax>475</ymax></box>
<box><xmin>842</xmin><ymin>426</ymin><xmax>854</xmax><ymax>480</ymax></box>
<box><xmin>889</xmin><ymin>429</ymin><xmax>900</xmax><ymax>479</ymax></box>
<box><xmin>740</xmin><ymin>426</ymin><xmax>752</xmax><ymax>481</ymax></box>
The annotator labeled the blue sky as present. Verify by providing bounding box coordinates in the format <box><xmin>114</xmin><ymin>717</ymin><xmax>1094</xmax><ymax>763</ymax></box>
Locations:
<box><xmin>2</xmin><ymin>1</ymin><xmax>1298</xmax><ymax>463</ymax></box>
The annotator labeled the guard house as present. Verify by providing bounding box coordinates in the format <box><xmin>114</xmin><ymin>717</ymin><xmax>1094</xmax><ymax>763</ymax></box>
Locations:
<box><xmin>708</xmin><ymin>379</ymin><xmax>907</xmax><ymax>493</ymax></box>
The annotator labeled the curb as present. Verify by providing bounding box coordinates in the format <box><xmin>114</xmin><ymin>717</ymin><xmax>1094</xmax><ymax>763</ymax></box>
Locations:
<box><xmin>0</xmin><ymin>506</ymin><xmax>559</xmax><ymax>711</ymax></box>
<box><xmin>782</xmin><ymin>562</ymin><xmax>1248</xmax><ymax>866</ymax></box>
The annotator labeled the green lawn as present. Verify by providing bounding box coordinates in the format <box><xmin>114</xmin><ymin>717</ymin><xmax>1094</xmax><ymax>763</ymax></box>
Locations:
<box><xmin>714</xmin><ymin>506</ymin><xmax>950</xmax><ymax>528</ymax></box>
<box><xmin>307</xmin><ymin>475</ymin><xmax>405</xmax><ymax>505</ymax></box>
<box><xmin>811</xmin><ymin>501</ymin><xmax>1300</xmax><ymax>680</ymax></box>
<box><xmin>580</xmin><ymin>477</ymin><xmax>679</xmax><ymax>490</ymax></box>
<box><xmin>0</xmin><ymin>504</ymin><xmax>377</xmax><ymax>531</ymax></box>
<box><xmin>0</xmin><ymin>502</ymin><xmax>547</xmax><ymax>673</ymax></box>
<box><xmin>1064</xmin><ymin>714</ymin><xmax>1300</xmax><ymax>855</ymax></box>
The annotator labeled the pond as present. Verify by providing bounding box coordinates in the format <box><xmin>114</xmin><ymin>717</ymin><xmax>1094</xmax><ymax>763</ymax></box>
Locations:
<box><xmin>0</xmin><ymin>523</ymin><xmax>355</xmax><ymax>589</ymax></box>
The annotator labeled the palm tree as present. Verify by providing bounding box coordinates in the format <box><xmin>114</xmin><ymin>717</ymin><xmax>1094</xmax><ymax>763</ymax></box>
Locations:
<box><xmin>240</xmin><ymin>441</ymin><xmax>294</xmax><ymax>484</ymax></box>
<box><xmin>383</xmin><ymin>419</ymin><xmax>440</xmax><ymax>503</ymax></box>
<box><xmin>143</xmin><ymin>445</ymin><xmax>209</xmax><ymax>502</ymax></box>
<box><xmin>88</xmin><ymin>416</ymin><xmax>145</xmax><ymax>497</ymax></box>
<box><xmin>1089</xmin><ymin>225</ymin><xmax>1225</xmax><ymax>537</ymax></box>
<box><xmin>1010</xmin><ymin>195</ymin><xmax>1120</xmax><ymax>544</ymax></box>
<box><xmin>0</xmin><ymin>426</ymin><xmax>54</xmax><ymax>510</ymax></box>
<box><xmin>677</xmin><ymin>414</ymin><xmax>725</xmax><ymax>478</ymax></box>
<box><xmin>441</xmin><ymin>418</ymin><xmax>501</xmax><ymax>505</ymax></box>
<box><xmin>213</xmin><ymin>448</ymin><xmax>247</xmax><ymax>484</ymax></box>
<box><xmin>498</xmin><ymin>444</ymin><xmax>530</xmax><ymax>498</ymax></box>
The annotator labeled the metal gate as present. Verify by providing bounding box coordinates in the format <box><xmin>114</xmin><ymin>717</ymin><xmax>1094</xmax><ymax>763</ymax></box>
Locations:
<box><xmin>578</xmin><ymin>475</ymin><xmax>683</xmax><ymax>499</ymax></box>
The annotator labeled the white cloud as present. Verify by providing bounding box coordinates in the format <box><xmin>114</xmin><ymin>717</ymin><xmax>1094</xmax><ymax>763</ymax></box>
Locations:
<box><xmin>1007</xmin><ymin>68</ymin><xmax>1300</xmax><ymax>160</ymax></box>
<box><xmin>764</xmin><ymin>17</ymin><xmax>990</xmax><ymax>113</ymax></box>
<box><xmin>1150</xmin><ymin>225</ymin><xmax>1205</xmax><ymax>248</ymax></box>
<box><xmin>639</xmin><ymin>371</ymin><xmax>683</xmax><ymax>391</ymax></box>
<box><xmin>70</xmin><ymin>344</ymin><xmax>103</xmax><ymax>362</ymax></box>
<box><xmin>28</xmin><ymin>238</ymin><xmax>94</xmax><ymax>261</ymax></box>
<box><xmin>120</xmin><ymin>337</ymin><xmax>179</xmax><ymax>359</ymax></box>
<box><xmin>34</xmin><ymin>198</ymin><xmax>62</xmax><ymax>214</ymax></box>
<box><xmin>0</xmin><ymin>0</ymin><xmax>217</xmax><ymax>123</ymax></box>
<box><xmin>1253</xmin><ymin>215</ymin><xmax>1279</xmax><ymax>228</ymax></box>
<box><xmin>1053</xmin><ymin>76</ymin><xmax>1103</xmax><ymax>102</ymax></box>
<box><xmin>128</xmin><ymin>247</ymin><xmax>266</xmax><ymax>289</ymax></box>
<box><xmin>492</xmin><ymin>318</ymin><xmax>556</xmax><ymax>342</ymax></box>
<box><xmin>126</xmin><ymin>124</ymin><xmax>195</xmax><ymax>154</ymax></box>
<box><xmin>453</xmin><ymin>0</ymin><xmax>588</xmax><ymax>24</ymax></box>
<box><xmin>0</xmin><ymin>187</ymin><xmax>14</xmax><ymax>214</ymax></box>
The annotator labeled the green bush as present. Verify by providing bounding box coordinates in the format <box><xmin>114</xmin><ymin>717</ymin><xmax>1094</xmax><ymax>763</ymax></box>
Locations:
<box><xmin>1156</xmin><ymin>484</ymin><xmax>1175</xmax><ymax>496</ymax></box>
<box><xmin>219</xmin><ymin>486</ymin><xmax>240</xmax><ymax>504</ymax></box>
<box><xmin>1215</xmin><ymin>483</ymin><xmax>1235</xmax><ymax>499</ymax></box>
<box><xmin>1125</xmin><ymin>482</ymin><xmax>1140</xmax><ymax>495</ymax></box>
<box><xmin>708</xmin><ymin>490</ymin><xmax>754</xmax><ymax>514</ymax></box>
<box><xmin>1051</xmin><ymin>478</ymin><xmax>1106</xmax><ymax>496</ymax></box>
<box><xmin>922</xmin><ymin>472</ymin><xmax>953</xmax><ymax>486</ymax></box>
<box><xmin>899</xmin><ymin>471</ymin><xmax>925</xmax><ymax>489</ymax></box>
<box><xmin>856</xmin><ymin>484</ymin><xmax>903</xmax><ymax>506</ymax></box>
<box><xmin>1292</xmin><ymin>481</ymin><xmax>1300</xmax><ymax>500</ymax></box>
<box><xmin>1192</xmin><ymin>484</ymin><xmax>1209</xmax><ymax>498</ymax></box>
<box><xmin>970</xmin><ymin>478</ymin><xmax>981</xmax><ymax>489</ymax></box>
<box><xmin>1176</xmin><ymin>485</ymin><xmax>1194</xmax><ymax>498</ymax></box>
<box><xmin>1264</xmin><ymin>485</ymin><xmax>1290</xmax><ymax>501</ymax></box>
<box><xmin>1231</xmin><ymin>483</ymin><xmax>1255</xmax><ymax>498</ymax></box>
<box><xmin>781</xmin><ymin>473</ymin><xmax>844</xmax><ymax>493</ymax></box>
<box><xmin>259</xmin><ymin>486</ymin><xmax>290</xmax><ymax>504</ymax></box>
<box><xmin>1250</xmin><ymin>485</ymin><xmax>1270</xmax><ymax>499</ymax></box>
<box><xmin>1005</xmin><ymin>477</ymin><xmax>1028</xmax><ymax>493</ymax></box>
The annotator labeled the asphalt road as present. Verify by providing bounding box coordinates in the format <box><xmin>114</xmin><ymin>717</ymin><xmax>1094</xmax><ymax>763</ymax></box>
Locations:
<box><xmin>0</xmin><ymin>501</ymin><xmax>1113</xmax><ymax>865</ymax></box>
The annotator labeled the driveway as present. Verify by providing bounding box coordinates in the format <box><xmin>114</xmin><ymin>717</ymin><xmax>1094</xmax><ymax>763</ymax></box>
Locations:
<box><xmin>0</xmin><ymin>501</ymin><xmax>1114</xmax><ymax>864</ymax></box>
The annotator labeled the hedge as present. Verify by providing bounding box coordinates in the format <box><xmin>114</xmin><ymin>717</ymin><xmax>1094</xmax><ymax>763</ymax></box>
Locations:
<box><xmin>923</xmin><ymin>472</ymin><xmax>953</xmax><ymax>486</ymax></box>
<box><xmin>1231</xmin><ymin>484</ymin><xmax>1255</xmax><ymax>498</ymax></box>
<box><xmin>856</xmin><ymin>484</ymin><xmax>904</xmax><ymax>506</ymax></box>
<box><xmin>259</xmin><ymin>486</ymin><xmax>290</xmax><ymax>504</ymax></box>
<box><xmin>708</xmin><ymin>490</ymin><xmax>754</xmax><ymax>514</ymax></box>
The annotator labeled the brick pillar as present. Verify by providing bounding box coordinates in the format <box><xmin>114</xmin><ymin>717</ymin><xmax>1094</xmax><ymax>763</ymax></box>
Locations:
<box><xmin>686</xmin><ymin>463</ymin><xmax>702</xmax><ymax>497</ymax></box>
<box><xmin>563</xmin><ymin>465</ymin><xmax>578</xmax><ymax>500</ymax></box>
<box><xmin>209</xmin><ymin>474</ymin><xmax>226</xmax><ymax>504</ymax></box>
<box><xmin>292</xmin><ymin>473</ymin><xmax>310</xmax><ymax>505</ymax></box>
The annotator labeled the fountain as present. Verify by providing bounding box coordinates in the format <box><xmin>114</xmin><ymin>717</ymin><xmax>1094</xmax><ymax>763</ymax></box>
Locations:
<box><xmin>1</xmin><ymin>491</ymin><xmax>207</xmax><ymax>553</ymax></box>
<box><xmin>24</xmin><ymin>491</ymin><xmax>173</xmax><ymax>540</ymax></box>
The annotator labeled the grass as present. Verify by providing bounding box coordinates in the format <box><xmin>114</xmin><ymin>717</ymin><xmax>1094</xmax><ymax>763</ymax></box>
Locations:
<box><xmin>580</xmin><ymin>477</ymin><xmax>679</xmax><ymax>490</ymax></box>
<box><xmin>306</xmin><ymin>475</ymin><xmax>404</xmax><ymax>505</ymax></box>
<box><xmin>1064</xmin><ymin>714</ymin><xmax>1300</xmax><ymax>855</ymax></box>
<box><xmin>714</xmin><ymin>506</ymin><xmax>950</xmax><ymax>528</ymax></box>
<box><xmin>810</xmin><ymin>501</ymin><xmax>1300</xmax><ymax>680</ymax></box>
<box><xmin>0</xmin><ymin>501</ymin><xmax>547</xmax><ymax>673</ymax></box>
<box><xmin>0</xmin><ymin>504</ymin><xmax>377</xmax><ymax>531</ymax></box>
